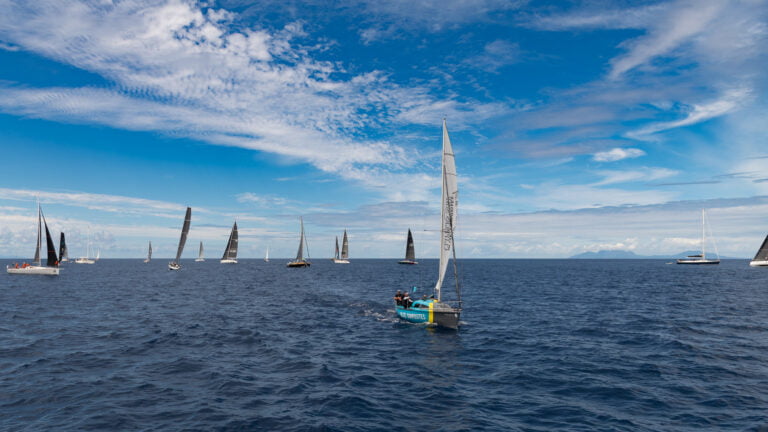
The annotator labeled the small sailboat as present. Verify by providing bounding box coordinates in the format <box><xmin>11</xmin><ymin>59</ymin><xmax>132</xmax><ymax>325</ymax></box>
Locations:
<box><xmin>144</xmin><ymin>241</ymin><xmax>152</xmax><ymax>263</ymax></box>
<box><xmin>750</xmin><ymin>234</ymin><xmax>768</xmax><ymax>267</ymax></box>
<box><xmin>676</xmin><ymin>209</ymin><xmax>720</xmax><ymax>265</ymax></box>
<box><xmin>394</xmin><ymin>119</ymin><xmax>461</xmax><ymax>329</ymax></box>
<box><xmin>264</xmin><ymin>247</ymin><xmax>270</xmax><ymax>262</ymax></box>
<box><xmin>332</xmin><ymin>230</ymin><xmax>350</xmax><ymax>264</ymax></box>
<box><xmin>397</xmin><ymin>229</ymin><xmax>418</xmax><ymax>265</ymax></box>
<box><xmin>287</xmin><ymin>217</ymin><xmax>311</xmax><ymax>268</ymax></box>
<box><xmin>7</xmin><ymin>201</ymin><xmax>60</xmax><ymax>275</ymax></box>
<box><xmin>95</xmin><ymin>248</ymin><xmax>100</xmax><ymax>261</ymax></box>
<box><xmin>169</xmin><ymin>207</ymin><xmax>192</xmax><ymax>270</ymax></box>
<box><xmin>220</xmin><ymin>221</ymin><xmax>238</xmax><ymax>264</ymax></box>
<box><xmin>74</xmin><ymin>227</ymin><xmax>96</xmax><ymax>264</ymax></box>
<box><xmin>59</xmin><ymin>232</ymin><xmax>69</xmax><ymax>262</ymax></box>
<box><xmin>195</xmin><ymin>241</ymin><xmax>205</xmax><ymax>262</ymax></box>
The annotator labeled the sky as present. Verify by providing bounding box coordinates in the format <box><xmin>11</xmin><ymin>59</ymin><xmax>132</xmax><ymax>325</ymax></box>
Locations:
<box><xmin>0</xmin><ymin>0</ymin><xmax>767</xmax><ymax>259</ymax></box>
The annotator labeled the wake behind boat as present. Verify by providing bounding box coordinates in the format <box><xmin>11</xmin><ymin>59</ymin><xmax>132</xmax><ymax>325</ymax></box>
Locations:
<box><xmin>7</xmin><ymin>201</ymin><xmax>60</xmax><ymax>276</ymax></box>
<box><xmin>220</xmin><ymin>221</ymin><xmax>238</xmax><ymax>264</ymax></box>
<box><xmin>394</xmin><ymin>120</ymin><xmax>461</xmax><ymax>329</ymax></box>
<box><xmin>287</xmin><ymin>217</ymin><xmax>311</xmax><ymax>268</ymax></box>
<box><xmin>397</xmin><ymin>229</ymin><xmax>418</xmax><ymax>265</ymax></box>
<box><xmin>169</xmin><ymin>207</ymin><xmax>191</xmax><ymax>270</ymax></box>
<box><xmin>676</xmin><ymin>209</ymin><xmax>720</xmax><ymax>265</ymax></box>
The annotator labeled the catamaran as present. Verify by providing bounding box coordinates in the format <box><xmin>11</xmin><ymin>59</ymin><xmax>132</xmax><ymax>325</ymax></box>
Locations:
<box><xmin>144</xmin><ymin>241</ymin><xmax>152</xmax><ymax>263</ymax></box>
<box><xmin>397</xmin><ymin>229</ymin><xmax>418</xmax><ymax>265</ymax></box>
<box><xmin>169</xmin><ymin>207</ymin><xmax>192</xmax><ymax>270</ymax></box>
<box><xmin>676</xmin><ymin>209</ymin><xmax>720</xmax><ymax>265</ymax></box>
<box><xmin>74</xmin><ymin>227</ymin><xmax>96</xmax><ymax>264</ymax></box>
<box><xmin>750</xmin><ymin>234</ymin><xmax>768</xmax><ymax>267</ymax></box>
<box><xmin>7</xmin><ymin>202</ymin><xmax>60</xmax><ymax>275</ymax></box>
<box><xmin>59</xmin><ymin>232</ymin><xmax>69</xmax><ymax>262</ymax></box>
<box><xmin>332</xmin><ymin>230</ymin><xmax>350</xmax><ymax>264</ymax></box>
<box><xmin>220</xmin><ymin>221</ymin><xmax>238</xmax><ymax>264</ymax></box>
<box><xmin>394</xmin><ymin>119</ymin><xmax>461</xmax><ymax>329</ymax></box>
<box><xmin>195</xmin><ymin>241</ymin><xmax>205</xmax><ymax>262</ymax></box>
<box><xmin>287</xmin><ymin>217</ymin><xmax>311</xmax><ymax>268</ymax></box>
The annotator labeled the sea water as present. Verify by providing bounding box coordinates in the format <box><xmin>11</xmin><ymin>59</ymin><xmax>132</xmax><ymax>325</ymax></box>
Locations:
<box><xmin>1</xmin><ymin>259</ymin><xmax>767</xmax><ymax>431</ymax></box>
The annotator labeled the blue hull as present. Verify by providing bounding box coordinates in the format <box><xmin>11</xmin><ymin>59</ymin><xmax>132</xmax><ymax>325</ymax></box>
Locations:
<box><xmin>394</xmin><ymin>299</ymin><xmax>460</xmax><ymax>329</ymax></box>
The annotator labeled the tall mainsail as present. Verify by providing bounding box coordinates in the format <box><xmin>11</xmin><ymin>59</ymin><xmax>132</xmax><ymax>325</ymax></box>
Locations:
<box><xmin>33</xmin><ymin>203</ymin><xmax>42</xmax><ymax>266</ymax></box>
<box><xmin>334</xmin><ymin>237</ymin><xmax>340</xmax><ymax>260</ymax></box>
<box><xmin>341</xmin><ymin>230</ymin><xmax>349</xmax><ymax>260</ymax></box>
<box><xmin>222</xmin><ymin>222</ymin><xmax>238</xmax><ymax>260</ymax></box>
<box><xmin>405</xmin><ymin>229</ymin><xmax>415</xmax><ymax>261</ymax></box>
<box><xmin>173</xmin><ymin>207</ymin><xmax>192</xmax><ymax>265</ymax></box>
<box><xmin>198</xmin><ymin>241</ymin><xmax>204</xmax><ymax>260</ymax></box>
<box><xmin>295</xmin><ymin>217</ymin><xmax>305</xmax><ymax>260</ymax></box>
<box><xmin>148</xmin><ymin>241</ymin><xmax>152</xmax><ymax>261</ymax></box>
<box><xmin>753</xmin><ymin>235</ymin><xmax>768</xmax><ymax>261</ymax></box>
<box><xmin>59</xmin><ymin>232</ymin><xmax>68</xmax><ymax>262</ymax></box>
<box><xmin>434</xmin><ymin>119</ymin><xmax>458</xmax><ymax>301</ymax></box>
<box><xmin>42</xmin><ymin>211</ymin><xmax>58</xmax><ymax>267</ymax></box>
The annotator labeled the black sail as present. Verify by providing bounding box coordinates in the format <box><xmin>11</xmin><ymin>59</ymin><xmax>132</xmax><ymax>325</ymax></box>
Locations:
<box><xmin>59</xmin><ymin>232</ymin><xmax>68</xmax><ymax>261</ymax></box>
<box><xmin>222</xmin><ymin>221</ymin><xmax>238</xmax><ymax>260</ymax></box>
<box><xmin>42</xmin><ymin>212</ymin><xmax>58</xmax><ymax>267</ymax></box>
<box><xmin>334</xmin><ymin>237</ymin><xmax>340</xmax><ymax>259</ymax></box>
<box><xmin>33</xmin><ymin>205</ymin><xmax>42</xmax><ymax>265</ymax></box>
<box><xmin>341</xmin><ymin>230</ymin><xmax>349</xmax><ymax>259</ymax></box>
<box><xmin>753</xmin><ymin>234</ymin><xmax>768</xmax><ymax>261</ymax></box>
<box><xmin>173</xmin><ymin>207</ymin><xmax>192</xmax><ymax>264</ymax></box>
<box><xmin>404</xmin><ymin>229</ymin><xmax>415</xmax><ymax>261</ymax></box>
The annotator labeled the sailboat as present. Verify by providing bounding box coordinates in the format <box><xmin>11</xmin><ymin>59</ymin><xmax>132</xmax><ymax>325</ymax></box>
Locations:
<box><xmin>144</xmin><ymin>241</ymin><xmax>152</xmax><ymax>263</ymax></box>
<box><xmin>750</xmin><ymin>235</ymin><xmax>768</xmax><ymax>266</ymax></box>
<box><xmin>74</xmin><ymin>227</ymin><xmax>96</xmax><ymax>264</ymax></box>
<box><xmin>59</xmin><ymin>232</ymin><xmax>69</xmax><ymax>262</ymax></box>
<box><xmin>195</xmin><ymin>241</ymin><xmax>205</xmax><ymax>262</ymax></box>
<box><xmin>676</xmin><ymin>209</ymin><xmax>720</xmax><ymax>265</ymax></box>
<box><xmin>264</xmin><ymin>247</ymin><xmax>270</xmax><ymax>262</ymax></box>
<box><xmin>394</xmin><ymin>119</ymin><xmax>461</xmax><ymax>329</ymax></box>
<box><xmin>287</xmin><ymin>217</ymin><xmax>311</xmax><ymax>268</ymax></box>
<box><xmin>169</xmin><ymin>207</ymin><xmax>192</xmax><ymax>270</ymax></box>
<box><xmin>397</xmin><ymin>229</ymin><xmax>418</xmax><ymax>265</ymax></box>
<box><xmin>332</xmin><ymin>230</ymin><xmax>350</xmax><ymax>264</ymax></box>
<box><xmin>220</xmin><ymin>222</ymin><xmax>238</xmax><ymax>264</ymax></box>
<box><xmin>7</xmin><ymin>201</ymin><xmax>60</xmax><ymax>275</ymax></box>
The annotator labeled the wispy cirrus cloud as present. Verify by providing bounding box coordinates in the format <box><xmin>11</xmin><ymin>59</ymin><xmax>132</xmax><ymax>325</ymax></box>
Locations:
<box><xmin>593</xmin><ymin>147</ymin><xmax>646</xmax><ymax>162</ymax></box>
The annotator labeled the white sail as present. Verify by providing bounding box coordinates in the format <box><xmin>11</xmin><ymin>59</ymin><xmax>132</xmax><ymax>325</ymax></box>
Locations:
<box><xmin>434</xmin><ymin>119</ymin><xmax>458</xmax><ymax>300</ymax></box>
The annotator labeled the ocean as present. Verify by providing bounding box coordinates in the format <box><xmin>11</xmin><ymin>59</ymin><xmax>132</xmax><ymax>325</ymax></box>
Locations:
<box><xmin>1</xmin><ymin>259</ymin><xmax>767</xmax><ymax>431</ymax></box>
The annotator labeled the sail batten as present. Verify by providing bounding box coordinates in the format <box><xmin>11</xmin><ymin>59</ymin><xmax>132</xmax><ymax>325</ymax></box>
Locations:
<box><xmin>434</xmin><ymin>119</ymin><xmax>459</xmax><ymax>300</ymax></box>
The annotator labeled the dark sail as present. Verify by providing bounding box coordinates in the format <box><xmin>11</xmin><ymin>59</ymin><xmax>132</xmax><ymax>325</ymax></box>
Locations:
<box><xmin>173</xmin><ymin>207</ymin><xmax>192</xmax><ymax>264</ymax></box>
<box><xmin>341</xmin><ymin>230</ymin><xmax>349</xmax><ymax>259</ymax></box>
<box><xmin>222</xmin><ymin>221</ymin><xmax>238</xmax><ymax>260</ymax></box>
<box><xmin>334</xmin><ymin>236</ymin><xmax>340</xmax><ymax>259</ymax></box>
<box><xmin>753</xmin><ymin>235</ymin><xmax>768</xmax><ymax>261</ymax></box>
<box><xmin>404</xmin><ymin>229</ymin><xmax>415</xmax><ymax>261</ymax></box>
<box><xmin>59</xmin><ymin>232</ymin><xmax>68</xmax><ymax>261</ymax></box>
<box><xmin>42</xmin><ymin>212</ymin><xmax>58</xmax><ymax>267</ymax></box>
<box><xmin>33</xmin><ymin>205</ymin><xmax>42</xmax><ymax>266</ymax></box>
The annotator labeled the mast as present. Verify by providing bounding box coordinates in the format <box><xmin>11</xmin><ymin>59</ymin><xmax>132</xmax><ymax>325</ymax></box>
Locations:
<box><xmin>173</xmin><ymin>207</ymin><xmax>192</xmax><ymax>265</ymax></box>
<box><xmin>33</xmin><ymin>201</ymin><xmax>41</xmax><ymax>266</ymax></box>
<box><xmin>701</xmin><ymin>209</ymin><xmax>706</xmax><ymax>260</ymax></box>
<box><xmin>434</xmin><ymin>119</ymin><xmax>458</xmax><ymax>301</ymax></box>
<box><xmin>341</xmin><ymin>230</ymin><xmax>349</xmax><ymax>259</ymax></box>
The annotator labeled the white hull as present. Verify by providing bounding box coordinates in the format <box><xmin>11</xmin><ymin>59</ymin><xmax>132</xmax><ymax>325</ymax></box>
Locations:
<box><xmin>74</xmin><ymin>257</ymin><xmax>95</xmax><ymax>264</ymax></box>
<box><xmin>7</xmin><ymin>265</ymin><xmax>59</xmax><ymax>275</ymax></box>
<box><xmin>168</xmin><ymin>262</ymin><xmax>181</xmax><ymax>270</ymax></box>
<box><xmin>143</xmin><ymin>259</ymin><xmax>150</xmax><ymax>263</ymax></box>
<box><xmin>332</xmin><ymin>259</ymin><xmax>350</xmax><ymax>264</ymax></box>
<box><xmin>195</xmin><ymin>258</ymin><xmax>205</xmax><ymax>262</ymax></box>
<box><xmin>676</xmin><ymin>258</ymin><xmax>720</xmax><ymax>265</ymax></box>
<box><xmin>220</xmin><ymin>259</ymin><xmax>237</xmax><ymax>264</ymax></box>
<box><xmin>750</xmin><ymin>260</ymin><xmax>768</xmax><ymax>267</ymax></box>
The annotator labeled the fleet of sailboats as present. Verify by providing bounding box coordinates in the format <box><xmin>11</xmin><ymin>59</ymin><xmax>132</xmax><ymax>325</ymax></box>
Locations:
<box><xmin>168</xmin><ymin>207</ymin><xmax>192</xmax><ymax>271</ymax></box>
<box><xmin>6</xmin><ymin>201</ymin><xmax>60</xmax><ymax>275</ymax></box>
<box><xmin>220</xmin><ymin>222</ymin><xmax>238</xmax><ymax>264</ymax></box>
<box><xmin>676</xmin><ymin>209</ymin><xmax>720</xmax><ymax>265</ymax></box>
<box><xmin>398</xmin><ymin>229</ymin><xmax>418</xmax><ymax>265</ymax></box>
<box><xmin>287</xmin><ymin>217</ymin><xmax>311</xmax><ymax>268</ymax></box>
<box><xmin>332</xmin><ymin>230</ymin><xmax>350</xmax><ymax>264</ymax></box>
<box><xmin>394</xmin><ymin>119</ymin><xmax>461</xmax><ymax>329</ymax></box>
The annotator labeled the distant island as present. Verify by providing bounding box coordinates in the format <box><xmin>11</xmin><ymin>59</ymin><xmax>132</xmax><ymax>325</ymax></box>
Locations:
<box><xmin>570</xmin><ymin>250</ymin><xmax>746</xmax><ymax>259</ymax></box>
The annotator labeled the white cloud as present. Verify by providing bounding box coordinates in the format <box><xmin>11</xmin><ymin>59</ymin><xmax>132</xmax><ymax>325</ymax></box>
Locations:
<box><xmin>593</xmin><ymin>147</ymin><xmax>646</xmax><ymax>162</ymax></box>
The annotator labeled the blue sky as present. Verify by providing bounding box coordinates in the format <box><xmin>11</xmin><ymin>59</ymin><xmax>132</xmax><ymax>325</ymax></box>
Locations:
<box><xmin>1</xmin><ymin>0</ymin><xmax>767</xmax><ymax>259</ymax></box>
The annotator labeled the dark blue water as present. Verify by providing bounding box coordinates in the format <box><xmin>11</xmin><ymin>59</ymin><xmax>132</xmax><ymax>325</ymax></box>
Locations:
<box><xmin>2</xmin><ymin>259</ymin><xmax>768</xmax><ymax>431</ymax></box>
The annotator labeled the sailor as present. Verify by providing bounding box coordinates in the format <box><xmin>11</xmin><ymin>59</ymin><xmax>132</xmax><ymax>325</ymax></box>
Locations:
<box><xmin>402</xmin><ymin>291</ymin><xmax>412</xmax><ymax>308</ymax></box>
<box><xmin>394</xmin><ymin>290</ymin><xmax>403</xmax><ymax>306</ymax></box>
